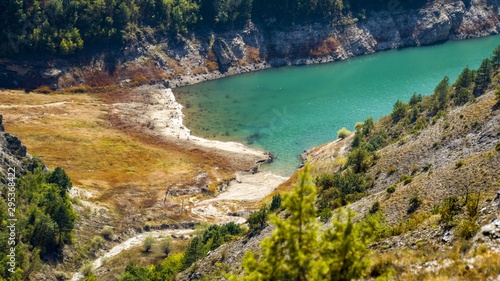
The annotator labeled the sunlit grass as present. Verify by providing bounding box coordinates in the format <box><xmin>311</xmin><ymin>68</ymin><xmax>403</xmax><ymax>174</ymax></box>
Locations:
<box><xmin>0</xmin><ymin>90</ymin><xmax>201</xmax><ymax>192</ymax></box>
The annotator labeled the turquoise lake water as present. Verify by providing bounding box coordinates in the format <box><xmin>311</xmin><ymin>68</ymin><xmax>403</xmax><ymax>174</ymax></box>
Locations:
<box><xmin>174</xmin><ymin>35</ymin><xmax>500</xmax><ymax>176</ymax></box>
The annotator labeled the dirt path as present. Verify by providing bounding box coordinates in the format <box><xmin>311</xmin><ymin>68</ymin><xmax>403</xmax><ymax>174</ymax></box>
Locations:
<box><xmin>71</xmin><ymin>229</ymin><xmax>194</xmax><ymax>281</ymax></box>
<box><xmin>0</xmin><ymin>101</ymin><xmax>67</xmax><ymax>108</ymax></box>
<box><xmin>71</xmin><ymin>170</ymin><xmax>286</xmax><ymax>280</ymax></box>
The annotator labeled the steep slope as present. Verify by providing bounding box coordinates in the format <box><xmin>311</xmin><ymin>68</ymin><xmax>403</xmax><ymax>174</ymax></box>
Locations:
<box><xmin>0</xmin><ymin>0</ymin><xmax>499</xmax><ymax>90</ymax></box>
<box><xmin>174</xmin><ymin>52</ymin><xmax>500</xmax><ymax>281</ymax></box>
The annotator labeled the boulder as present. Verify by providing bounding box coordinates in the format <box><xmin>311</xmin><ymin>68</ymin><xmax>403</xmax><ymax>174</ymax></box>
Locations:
<box><xmin>213</xmin><ymin>38</ymin><xmax>236</xmax><ymax>65</ymax></box>
<box><xmin>231</xmin><ymin>36</ymin><xmax>246</xmax><ymax>59</ymax></box>
<box><xmin>414</xmin><ymin>8</ymin><xmax>452</xmax><ymax>45</ymax></box>
<box><xmin>40</xmin><ymin>68</ymin><xmax>63</xmax><ymax>79</ymax></box>
<box><xmin>5</xmin><ymin>133</ymin><xmax>27</xmax><ymax>157</ymax></box>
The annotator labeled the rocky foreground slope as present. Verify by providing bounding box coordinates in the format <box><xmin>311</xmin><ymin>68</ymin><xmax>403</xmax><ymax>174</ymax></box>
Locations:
<box><xmin>1</xmin><ymin>0</ymin><xmax>499</xmax><ymax>90</ymax></box>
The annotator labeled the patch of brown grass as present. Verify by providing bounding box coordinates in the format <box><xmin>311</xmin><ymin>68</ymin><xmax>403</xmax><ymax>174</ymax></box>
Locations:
<box><xmin>205</xmin><ymin>50</ymin><xmax>220</xmax><ymax>72</ymax></box>
<box><xmin>246</xmin><ymin>46</ymin><xmax>261</xmax><ymax>63</ymax></box>
<box><xmin>191</xmin><ymin>66</ymin><xmax>208</xmax><ymax>75</ymax></box>
<box><xmin>0</xmin><ymin>91</ymin><xmax>200</xmax><ymax>191</ymax></box>
<box><xmin>309</xmin><ymin>37</ymin><xmax>340</xmax><ymax>57</ymax></box>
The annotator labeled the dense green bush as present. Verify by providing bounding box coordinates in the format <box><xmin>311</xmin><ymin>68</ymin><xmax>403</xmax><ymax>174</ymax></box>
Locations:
<box><xmin>270</xmin><ymin>194</ymin><xmax>282</xmax><ymax>211</ymax></box>
<box><xmin>182</xmin><ymin>222</ymin><xmax>242</xmax><ymax>269</ymax></box>
<box><xmin>0</xmin><ymin>165</ymin><xmax>76</xmax><ymax>280</ymax></box>
<box><xmin>247</xmin><ymin>205</ymin><xmax>269</xmax><ymax>232</ymax></box>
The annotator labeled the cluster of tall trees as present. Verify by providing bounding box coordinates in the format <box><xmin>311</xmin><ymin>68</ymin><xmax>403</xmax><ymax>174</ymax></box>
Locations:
<box><xmin>0</xmin><ymin>0</ymin><xmax>430</xmax><ymax>56</ymax></box>
<box><xmin>0</xmin><ymin>164</ymin><xmax>76</xmax><ymax>279</ymax></box>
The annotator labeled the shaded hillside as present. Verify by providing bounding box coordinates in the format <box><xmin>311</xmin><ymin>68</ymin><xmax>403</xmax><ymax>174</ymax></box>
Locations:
<box><xmin>1</xmin><ymin>0</ymin><xmax>499</xmax><ymax>90</ymax></box>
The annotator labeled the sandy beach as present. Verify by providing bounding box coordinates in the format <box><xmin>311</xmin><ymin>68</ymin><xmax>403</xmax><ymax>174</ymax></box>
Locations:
<box><xmin>110</xmin><ymin>84</ymin><xmax>270</xmax><ymax>161</ymax></box>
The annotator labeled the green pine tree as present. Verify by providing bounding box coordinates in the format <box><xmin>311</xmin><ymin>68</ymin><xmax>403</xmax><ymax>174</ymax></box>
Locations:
<box><xmin>474</xmin><ymin>58</ymin><xmax>493</xmax><ymax>96</ymax></box>
<box><xmin>229</xmin><ymin>165</ymin><xmax>373</xmax><ymax>281</ymax></box>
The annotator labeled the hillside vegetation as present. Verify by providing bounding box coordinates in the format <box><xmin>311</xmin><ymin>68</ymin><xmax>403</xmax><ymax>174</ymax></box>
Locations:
<box><xmin>0</xmin><ymin>0</ymin><xmax>427</xmax><ymax>56</ymax></box>
<box><xmin>0</xmin><ymin>124</ymin><xmax>77</xmax><ymax>280</ymax></box>
<box><xmin>166</xmin><ymin>44</ymin><xmax>500</xmax><ymax>281</ymax></box>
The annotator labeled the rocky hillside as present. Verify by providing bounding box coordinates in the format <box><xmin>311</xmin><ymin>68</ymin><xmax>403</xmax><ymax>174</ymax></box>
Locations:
<box><xmin>0</xmin><ymin>114</ymin><xmax>39</xmax><ymax>180</ymax></box>
<box><xmin>175</xmin><ymin>54</ymin><xmax>500</xmax><ymax>281</ymax></box>
<box><xmin>1</xmin><ymin>0</ymin><xmax>499</xmax><ymax>90</ymax></box>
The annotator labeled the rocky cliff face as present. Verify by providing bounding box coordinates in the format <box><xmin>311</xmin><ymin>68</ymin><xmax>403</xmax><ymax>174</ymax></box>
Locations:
<box><xmin>0</xmin><ymin>114</ymin><xmax>40</xmax><ymax>182</ymax></box>
<box><xmin>1</xmin><ymin>0</ymin><xmax>499</xmax><ymax>89</ymax></box>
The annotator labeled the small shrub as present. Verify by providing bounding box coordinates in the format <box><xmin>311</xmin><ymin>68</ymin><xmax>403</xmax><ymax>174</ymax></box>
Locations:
<box><xmin>386</xmin><ymin>185</ymin><xmax>396</xmax><ymax>194</ymax></box>
<box><xmin>465</xmin><ymin>192</ymin><xmax>480</xmax><ymax>218</ymax></box>
<box><xmin>143</xmin><ymin>235</ymin><xmax>155</xmax><ymax>252</ymax></box>
<box><xmin>440</xmin><ymin>196</ymin><xmax>462</xmax><ymax>227</ymax></box>
<box><xmin>496</xmin><ymin>142</ymin><xmax>500</xmax><ymax>152</ymax></box>
<box><xmin>330</xmin><ymin>157</ymin><xmax>345</xmax><ymax>170</ymax></box>
<box><xmin>270</xmin><ymin>194</ymin><xmax>282</xmax><ymax>211</ymax></box>
<box><xmin>407</xmin><ymin>194</ymin><xmax>422</xmax><ymax>214</ymax></box>
<box><xmin>400</xmin><ymin>175</ymin><xmax>413</xmax><ymax>185</ymax></box>
<box><xmin>337</xmin><ymin>127</ymin><xmax>352</xmax><ymax>139</ymax></box>
<box><xmin>386</xmin><ymin>165</ymin><xmax>396</xmax><ymax>175</ymax></box>
<box><xmin>160</xmin><ymin>238</ymin><xmax>173</xmax><ymax>256</ymax></box>
<box><xmin>369</xmin><ymin>201</ymin><xmax>381</xmax><ymax>214</ymax></box>
<box><xmin>101</xmin><ymin>226</ymin><xmax>114</xmax><ymax>240</ymax></box>
<box><xmin>247</xmin><ymin>205</ymin><xmax>269</xmax><ymax>232</ymax></box>
<box><xmin>90</xmin><ymin>235</ymin><xmax>104</xmax><ymax>252</ymax></box>
<box><xmin>422</xmin><ymin>163</ymin><xmax>431</xmax><ymax>172</ymax></box>
<box><xmin>410</xmin><ymin>165</ymin><xmax>419</xmax><ymax>175</ymax></box>
<box><xmin>455</xmin><ymin>160</ymin><xmax>464</xmax><ymax>168</ymax></box>
<box><xmin>80</xmin><ymin>262</ymin><xmax>94</xmax><ymax>277</ymax></box>
<box><xmin>318</xmin><ymin>207</ymin><xmax>332</xmax><ymax>223</ymax></box>
<box><xmin>457</xmin><ymin>219</ymin><xmax>479</xmax><ymax>240</ymax></box>
<box><xmin>347</xmin><ymin>147</ymin><xmax>370</xmax><ymax>173</ymax></box>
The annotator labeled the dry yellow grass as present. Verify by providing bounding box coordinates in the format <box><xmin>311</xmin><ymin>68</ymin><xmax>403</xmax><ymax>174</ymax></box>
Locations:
<box><xmin>0</xmin><ymin>90</ymin><xmax>200</xmax><ymax>193</ymax></box>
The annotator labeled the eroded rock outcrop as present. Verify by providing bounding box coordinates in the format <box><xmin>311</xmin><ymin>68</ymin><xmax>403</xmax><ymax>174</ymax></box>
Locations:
<box><xmin>1</xmin><ymin>0</ymin><xmax>499</xmax><ymax>89</ymax></box>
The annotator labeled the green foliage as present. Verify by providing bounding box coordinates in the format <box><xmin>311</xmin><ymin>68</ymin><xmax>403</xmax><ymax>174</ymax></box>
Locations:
<box><xmin>160</xmin><ymin>238</ymin><xmax>173</xmax><ymax>256</ymax></box>
<box><xmin>347</xmin><ymin>147</ymin><xmax>370</xmax><ymax>173</ymax></box>
<box><xmin>316</xmin><ymin>170</ymin><xmax>369</xmax><ymax>208</ymax></box>
<box><xmin>80</xmin><ymin>262</ymin><xmax>94</xmax><ymax>277</ymax></box>
<box><xmin>495</xmin><ymin>87</ymin><xmax>500</xmax><ymax>105</ymax></box>
<box><xmin>493</xmin><ymin>45</ymin><xmax>500</xmax><ymax>68</ymax></box>
<box><xmin>433</xmin><ymin>76</ymin><xmax>450</xmax><ymax>112</ymax></box>
<box><xmin>455</xmin><ymin>66</ymin><xmax>476</xmax><ymax>90</ymax></box>
<box><xmin>270</xmin><ymin>194</ymin><xmax>282</xmax><ymax>211</ymax></box>
<box><xmin>0</xmin><ymin>167</ymin><xmax>76</xmax><ymax>280</ymax></box>
<box><xmin>400</xmin><ymin>174</ymin><xmax>413</xmax><ymax>185</ymax></box>
<box><xmin>143</xmin><ymin>235</ymin><xmax>155</xmax><ymax>252</ymax></box>
<box><xmin>457</xmin><ymin>219</ymin><xmax>479</xmax><ymax>240</ymax></box>
<box><xmin>337</xmin><ymin>127</ymin><xmax>352</xmax><ymax>139</ymax></box>
<box><xmin>318</xmin><ymin>207</ymin><xmax>333</xmax><ymax>223</ymax></box>
<box><xmin>46</xmin><ymin>167</ymin><xmax>72</xmax><ymax>196</ymax></box>
<box><xmin>439</xmin><ymin>196</ymin><xmax>461</xmax><ymax>227</ymax></box>
<box><xmin>101</xmin><ymin>226</ymin><xmax>114</xmax><ymax>240</ymax></box>
<box><xmin>90</xmin><ymin>235</ymin><xmax>104</xmax><ymax>252</ymax></box>
<box><xmin>454</xmin><ymin>87</ymin><xmax>473</xmax><ymax>105</ymax></box>
<box><xmin>369</xmin><ymin>201</ymin><xmax>380</xmax><ymax>214</ymax></box>
<box><xmin>229</xmin><ymin>165</ymin><xmax>373</xmax><ymax>281</ymax></box>
<box><xmin>182</xmin><ymin>222</ymin><xmax>242</xmax><ymax>269</ymax></box>
<box><xmin>182</xmin><ymin>236</ymin><xmax>205</xmax><ymax>270</ymax></box>
<box><xmin>247</xmin><ymin>205</ymin><xmax>269</xmax><ymax>232</ymax></box>
<box><xmin>391</xmin><ymin>100</ymin><xmax>408</xmax><ymax>123</ymax></box>
<box><xmin>118</xmin><ymin>252</ymin><xmax>185</xmax><ymax>280</ymax></box>
<box><xmin>474</xmin><ymin>58</ymin><xmax>493</xmax><ymax>96</ymax></box>
<box><xmin>386</xmin><ymin>185</ymin><xmax>395</xmax><ymax>194</ymax></box>
<box><xmin>407</xmin><ymin>194</ymin><xmax>421</xmax><ymax>214</ymax></box>
<box><xmin>409</xmin><ymin>92</ymin><xmax>423</xmax><ymax>106</ymax></box>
